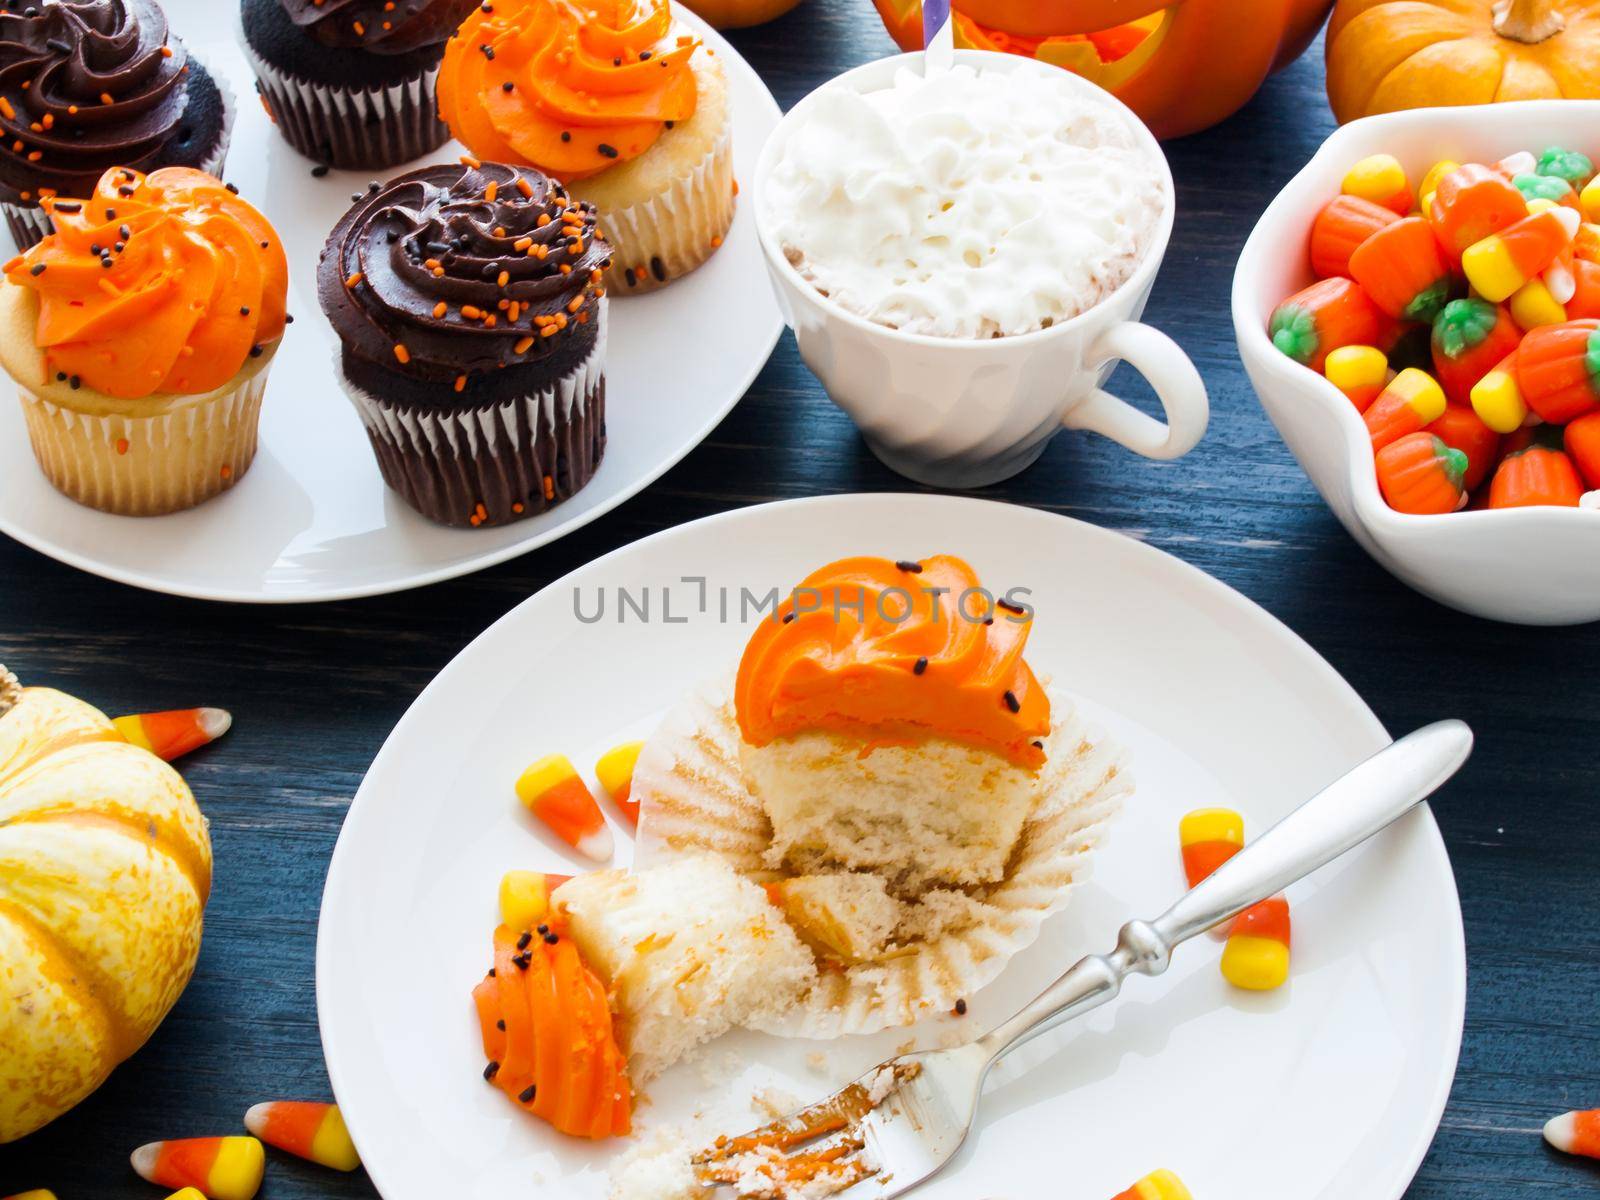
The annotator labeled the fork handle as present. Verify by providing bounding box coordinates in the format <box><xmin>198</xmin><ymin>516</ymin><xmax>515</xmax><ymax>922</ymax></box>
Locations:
<box><xmin>976</xmin><ymin>720</ymin><xmax>1473</xmax><ymax>1063</ymax></box>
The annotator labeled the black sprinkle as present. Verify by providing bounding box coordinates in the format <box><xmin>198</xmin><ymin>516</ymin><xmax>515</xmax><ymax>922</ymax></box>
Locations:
<box><xmin>664</xmin><ymin>119</ymin><xmax>674</xmax><ymax>129</ymax></box>
<box><xmin>612</xmin><ymin>57</ymin><xmax>621</xmax><ymax>66</ymax></box>
<box><xmin>239</xmin><ymin>306</ymin><xmax>251</xmax><ymax>316</ymax></box>
<box><xmin>113</xmin><ymin>242</ymin><xmax>124</xmax><ymax>253</ymax></box>
<box><xmin>369</xmin><ymin>180</ymin><xmax>381</xmax><ymax>192</ymax></box>
<box><xmin>782</xmin><ymin>610</ymin><xmax>796</xmax><ymax>624</ymax></box>
<box><xmin>483</xmin><ymin>1061</ymin><xmax>500</xmax><ymax>1081</ymax></box>
<box><xmin>559</xmin><ymin>130</ymin><xmax>571</xmax><ymax>142</ymax></box>
<box><xmin>68</xmin><ymin>375</ymin><xmax>79</xmax><ymax>389</ymax></box>
<box><xmin>89</xmin><ymin>244</ymin><xmax>102</xmax><ymax>255</ymax></box>
<box><xmin>311</xmin><ymin>164</ymin><xmax>330</xmax><ymax>178</ymax></box>
<box><xmin>913</xmin><ymin>656</ymin><xmax>928</xmax><ymax>675</ymax></box>
<box><xmin>99</xmin><ymin>255</ymin><xmax>112</xmax><ymax>268</ymax></box>
<box><xmin>543</xmin><ymin>932</ymin><xmax>558</xmax><ymax>945</ymax></box>
<box><xmin>481</xmin><ymin>1</ymin><xmax>493</xmax><ymax>9</ymax></box>
<box><xmin>480</xmin><ymin>43</ymin><xmax>495</xmax><ymax>59</ymax></box>
<box><xmin>649</xmin><ymin>255</ymin><xmax>665</xmax><ymax>282</ymax></box>
<box><xmin>516</xmin><ymin>930</ymin><xmax>532</xmax><ymax>950</ymax></box>
<box><xmin>597</xmin><ymin>143</ymin><xmax>619</xmax><ymax>159</ymax></box>
<box><xmin>1002</xmin><ymin>691</ymin><xmax>1020</xmax><ymax>713</ymax></box>
<box><xmin>1031</xmin><ymin>740</ymin><xmax>1044</xmax><ymax>749</ymax></box>
<box><xmin>54</xmin><ymin>372</ymin><xmax>65</xmax><ymax>381</ymax></box>
<box><xmin>351</xmin><ymin>192</ymin><xmax>363</xmax><ymax>202</ymax></box>
<box><xmin>513</xmin><ymin>952</ymin><xmax>531</xmax><ymax>970</ymax></box>
<box><xmin>894</xmin><ymin>559</ymin><xmax>922</xmax><ymax>573</ymax></box>
<box><xmin>996</xmin><ymin>599</ymin><xmax>1025</xmax><ymax>614</ymax></box>
<box><xmin>954</xmin><ymin>998</ymin><xmax>968</xmax><ymax>1016</ymax></box>
<box><xmin>29</xmin><ymin>262</ymin><xmax>45</xmax><ymax>275</ymax></box>
<box><xmin>488</xmin><ymin>968</ymin><xmax>496</xmax><ymax>977</ymax></box>
<box><xmin>536</xmin><ymin>924</ymin><xmax>549</xmax><ymax>935</ymax></box>
<box><xmin>119</xmin><ymin>224</ymin><xmax>131</xmax><ymax>239</ymax></box>
<box><xmin>983</xmin><ymin>617</ymin><xmax>994</xmax><ymax>625</ymax></box>
<box><xmin>117</xmin><ymin>185</ymin><xmax>135</xmax><ymax>196</ymax></box>
<box><xmin>286</xmin><ymin>314</ymin><xmax>295</xmax><ymax>324</ymax></box>
<box><xmin>46</xmin><ymin>37</ymin><xmax>70</xmax><ymax>54</ymax></box>
<box><xmin>224</xmin><ymin>182</ymin><xmax>239</xmax><ymax>194</ymax></box>
<box><xmin>249</xmin><ymin>344</ymin><xmax>263</xmax><ymax>357</ymax></box>
<box><xmin>640</xmin><ymin>50</ymin><xmax>652</xmax><ymax>60</ymax></box>
<box><xmin>501</xmin><ymin>80</ymin><xmax>514</xmax><ymax>92</ymax></box>
<box><xmin>51</xmin><ymin>200</ymin><xmax>81</xmax><ymax>213</ymax></box>
<box><xmin>496</xmin><ymin>1019</ymin><xmax>505</xmax><ymax>1031</ymax></box>
<box><xmin>518</xmin><ymin>1085</ymin><xmax>537</xmax><ymax>1104</ymax></box>
<box><xmin>259</xmin><ymin>240</ymin><xmax>269</xmax><ymax>249</ymax></box>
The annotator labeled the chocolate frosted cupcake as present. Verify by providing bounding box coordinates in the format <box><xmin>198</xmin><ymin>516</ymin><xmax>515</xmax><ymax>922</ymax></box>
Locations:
<box><xmin>320</xmin><ymin>160</ymin><xmax>611</xmax><ymax>527</ymax></box>
<box><xmin>241</xmin><ymin>0</ymin><xmax>476</xmax><ymax>170</ymax></box>
<box><xmin>0</xmin><ymin>0</ymin><xmax>232</xmax><ymax>251</ymax></box>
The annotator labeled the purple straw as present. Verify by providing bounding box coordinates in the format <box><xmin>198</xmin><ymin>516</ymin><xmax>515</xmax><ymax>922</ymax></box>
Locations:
<box><xmin>922</xmin><ymin>0</ymin><xmax>951</xmax><ymax>47</ymax></box>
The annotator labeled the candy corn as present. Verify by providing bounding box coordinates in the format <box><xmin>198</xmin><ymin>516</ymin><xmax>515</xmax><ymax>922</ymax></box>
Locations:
<box><xmin>130</xmin><ymin>1136</ymin><xmax>265</xmax><ymax>1200</ymax></box>
<box><xmin>1324</xmin><ymin>345</ymin><xmax>1389</xmax><ymax>413</ymax></box>
<box><xmin>1432</xmin><ymin>298</ymin><xmax>1522</xmax><ymax>402</ymax></box>
<box><xmin>1510</xmin><ymin>277</ymin><xmax>1567</xmax><ymax>330</ymax></box>
<box><xmin>2</xmin><ymin>1191</ymin><xmax>58</xmax><ymax>1200</ymax></box>
<box><xmin>1462</xmin><ymin>206</ymin><xmax>1580</xmax><ymax>303</ymax></box>
<box><xmin>1221</xmin><ymin>897</ymin><xmax>1292</xmax><ymax>990</ymax></box>
<box><xmin>498</xmin><ymin>868</ymin><xmax>570</xmax><ymax>930</ymax></box>
<box><xmin>114</xmin><ymin>707</ymin><xmax>232</xmax><ymax>761</ymax></box>
<box><xmin>245</xmin><ymin>1101</ymin><xmax>361</xmax><ymax>1172</ymax></box>
<box><xmin>1417</xmin><ymin>158</ymin><xmax>1460</xmax><ymax>216</ymax></box>
<box><xmin>1515</xmin><ymin>319</ymin><xmax>1600</xmax><ymax>423</ymax></box>
<box><xmin>1426</xmin><ymin>404</ymin><xmax>1500</xmax><ymax>491</ymax></box>
<box><xmin>1178</xmin><ymin>807</ymin><xmax>1243</xmax><ymax>887</ymax></box>
<box><xmin>1111</xmin><ymin>1169</ymin><xmax>1191</xmax><ymax>1200</ymax></box>
<box><xmin>1428</xmin><ymin>163</ymin><xmax>1527</xmax><ymax>262</ymax></box>
<box><xmin>1349</xmin><ymin>216</ymin><xmax>1452</xmax><ymax>321</ymax></box>
<box><xmin>1342</xmin><ymin>153</ymin><xmax>1412</xmax><ymax>215</ymax></box>
<box><xmin>1309</xmin><ymin>194</ymin><xmax>1398</xmax><ymax>279</ymax></box>
<box><xmin>1544</xmin><ymin>1108</ymin><xmax>1600</xmax><ymax>1158</ymax></box>
<box><xmin>1270</xmin><ymin>277</ymin><xmax>1389</xmax><ymax>372</ymax></box>
<box><xmin>1565</xmin><ymin>410</ymin><xmax>1600</xmax><ymax>488</ymax></box>
<box><xmin>1582</xmin><ymin>176</ymin><xmax>1600</xmax><ymax>223</ymax></box>
<box><xmin>1470</xmin><ymin>352</ymin><xmax>1528</xmax><ymax>433</ymax></box>
<box><xmin>514</xmin><ymin>754</ymin><xmax>613</xmax><ymax>862</ymax></box>
<box><xmin>594</xmin><ymin>740</ymin><xmax>645</xmax><ymax>826</ymax></box>
<box><xmin>1376</xmin><ymin>433</ymin><xmax>1468</xmax><ymax>515</ymax></box>
<box><xmin>164</xmin><ymin>1193</ymin><xmax>206</xmax><ymax>1200</ymax></box>
<box><xmin>1364</xmin><ymin>368</ymin><xmax>1448</xmax><ymax>451</ymax></box>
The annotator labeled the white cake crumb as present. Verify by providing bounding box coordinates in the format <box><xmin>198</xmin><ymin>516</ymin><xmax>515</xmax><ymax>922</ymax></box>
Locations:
<box><xmin>752</xmin><ymin>1086</ymin><xmax>802</xmax><ymax>1120</ymax></box>
<box><xmin>608</xmin><ymin>1126</ymin><xmax>699</xmax><ymax>1200</ymax></box>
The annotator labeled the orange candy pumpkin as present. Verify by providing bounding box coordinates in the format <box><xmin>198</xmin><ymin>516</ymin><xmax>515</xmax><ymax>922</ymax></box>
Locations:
<box><xmin>1327</xmin><ymin>0</ymin><xmax>1600</xmax><ymax>124</ymax></box>
<box><xmin>1376</xmin><ymin>432</ymin><xmax>1469</xmax><ymax>514</ymax></box>
<box><xmin>871</xmin><ymin>0</ymin><xmax>1333</xmax><ymax>139</ymax></box>
<box><xmin>1487</xmin><ymin>439</ymin><xmax>1585</xmax><ymax>508</ymax></box>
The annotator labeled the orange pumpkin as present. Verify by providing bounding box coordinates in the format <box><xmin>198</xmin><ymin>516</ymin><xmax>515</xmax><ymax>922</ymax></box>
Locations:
<box><xmin>0</xmin><ymin>671</ymin><xmax>211</xmax><ymax>1143</ymax></box>
<box><xmin>1327</xmin><ymin>0</ymin><xmax>1600</xmax><ymax>123</ymax></box>
<box><xmin>871</xmin><ymin>0</ymin><xmax>1333</xmax><ymax>139</ymax></box>
<box><xmin>678</xmin><ymin>0</ymin><xmax>802</xmax><ymax>27</ymax></box>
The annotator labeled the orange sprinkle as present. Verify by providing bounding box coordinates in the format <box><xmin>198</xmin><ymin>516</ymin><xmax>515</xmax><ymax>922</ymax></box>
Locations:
<box><xmin>558</xmin><ymin>264</ymin><xmax>572</xmax><ymax>274</ymax></box>
<box><xmin>461</xmin><ymin>305</ymin><xmax>482</xmax><ymax>319</ymax></box>
<box><xmin>514</xmin><ymin>237</ymin><xmax>533</xmax><ymax>251</ymax></box>
<box><xmin>0</xmin><ymin>98</ymin><xmax>14</xmax><ymax>120</ymax></box>
<box><xmin>460</xmin><ymin>153</ymin><xmax>482</xmax><ymax>168</ymax></box>
<box><xmin>433</xmin><ymin>301</ymin><xmax>447</xmax><ymax>318</ymax></box>
<box><xmin>393</xmin><ymin>343</ymin><xmax>410</xmax><ymax>364</ymax></box>
<box><xmin>455</xmin><ymin>374</ymin><xmax>467</xmax><ymax>392</ymax></box>
<box><xmin>514</xmin><ymin>335</ymin><xmax>534</xmax><ymax>354</ymax></box>
<box><xmin>40</xmin><ymin>113</ymin><xmax>52</xmax><ymax>129</ymax></box>
<box><xmin>100</xmin><ymin>92</ymin><xmax>114</xmax><ymax>105</ymax></box>
<box><xmin>220</xmin><ymin>464</ymin><xmax>233</xmax><ymax>479</ymax></box>
<box><xmin>114</xmin><ymin>437</ymin><xmax>129</xmax><ymax>455</ymax></box>
<box><xmin>497</xmin><ymin>298</ymin><xmax>509</xmax><ymax>311</ymax></box>
<box><xmin>541</xmin><ymin>325</ymin><xmax>558</xmax><ymax>338</ymax></box>
<box><xmin>732</xmin><ymin>179</ymin><xmax>740</xmax><ymax>196</ymax></box>
<box><xmin>507</xmin><ymin>301</ymin><xmax>520</xmax><ymax>321</ymax></box>
<box><xmin>515</xmin><ymin>177</ymin><xmax>533</xmax><ymax>198</ymax></box>
<box><xmin>25</xmin><ymin>150</ymin><xmax>39</xmax><ymax>162</ymax></box>
<box><xmin>512</xmin><ymin>502</ymin><xmax>524</xmax><ymax>513</ymax></box>
<box><xmin>486</xmin><ymin>181</ymin><xmax>499</xmax><ymax>202</ymax></box>
<box><xmin>567</xmin><ymin>296</ymin><xmax>583</xmax><ymax>313</ymax></box>
<box><xmin>543</xmin><ymin>475</ymin><xmax>555</xmax><ymax>500</ymax></box>
<box><xmin>432</xmin><ymin>266</ymin><xmax>445</xmax><ymax>277</ymax></box>
<box><xmin>345</xmin><ymin>271</ymin><xmax>363</xmax><ymax>289</ymax></box>
<box><xmin>710</xmin><ymin>235</ymin><xmax>722</xmax><ymax>248</ymax></box>
<box><xmin>497</xmin><ymin>270</ymin><xmax>509</xmax><ymax>287</ymax></box>
<box><xmin>424</xmin><ymin>258</ymin><xmax>441</xmax><ymax>270</ymax></box>
<box><xmin>160</xmin><ymin>45</ymin><xmax>174</xmax><ymax>57</ymax></box>
<box><xmin>483</xmin><ymin>314</ymin><xmax>497</xmax><ymax>328</ymax></box>
<box><xmin>67</xmin><ymin>105</ymin><xmax>77</xmax><ymax>115</ymax></box>
<box><xmin>537</xmin><ymin>213</ymin><xmax>551</xmax><ymax>227</ymax></box>
<box><xmin>353</xmin><ymin>21</ymin><xmax>366</xmax><ymax>35</ymax></box>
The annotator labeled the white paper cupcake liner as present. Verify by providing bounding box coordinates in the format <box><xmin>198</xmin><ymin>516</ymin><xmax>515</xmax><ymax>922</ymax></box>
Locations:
<box><xmin>587</xmin><ymin>120</ymin><xmax>735</xmax><ymax>294</ymax></box>
<box><xmin>336</xmin><ymin>304</ymin><xmax>608</xmax><ymax>527</ymax></box>
<box><xmin>16</xmin><ymin>357</ymin><xmax>271</xmax><ymax>516</ymax></box>
<box><xmin>633</xmin><ymin>675</ymin><xmax>1130</xmax><ymax>1038</ymax></box>
<box><xmin>3</xmin><ymin>66</ymin><xmax>235</xmax><ymax>253</ymax></box>
<box><xmin>242</xmin><ymin>34</ymin><xmax>448</xmax><ymax>170</ymax></box>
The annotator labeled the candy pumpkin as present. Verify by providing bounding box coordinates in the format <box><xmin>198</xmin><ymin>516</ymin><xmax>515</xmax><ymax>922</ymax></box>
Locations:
<box><xmin>871</xmin><ymin>0</ymin><xmax>1334</xmax><ymax>139</ymax></box>
<box><xmin>0</xmin><ymin>671</ymin><xmax>211</xmax><ymax>1143</ymax></box>
<box><xmin>678</xmin><ymin>0</ymin><xmax>802</xmax><ymax>27</ymax></box>
<box><xmin>1327</xmin><ymin>0</ymin><xmax>1600</xmax><ymax>123</ymax></box>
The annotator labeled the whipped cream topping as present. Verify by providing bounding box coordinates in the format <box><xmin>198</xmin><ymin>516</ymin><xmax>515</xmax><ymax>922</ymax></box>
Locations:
<box><xmin>763</xmin><ymin>64</ymin><xmax>1168</xmax><ymax>339</ymax></box>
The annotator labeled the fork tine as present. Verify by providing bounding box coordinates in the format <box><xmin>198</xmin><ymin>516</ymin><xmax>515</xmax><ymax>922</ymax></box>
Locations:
<box><xmin>693</xmin><ymin>1076</ymin><xmax>880</xmax><ymax>1164</ymax></box>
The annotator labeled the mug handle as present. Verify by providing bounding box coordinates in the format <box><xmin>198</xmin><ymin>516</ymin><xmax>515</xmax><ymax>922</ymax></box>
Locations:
<box><xmin>1060</xmin><ymin>321</ymin><xmax>1209</xmax><ymax>459</ymax></box>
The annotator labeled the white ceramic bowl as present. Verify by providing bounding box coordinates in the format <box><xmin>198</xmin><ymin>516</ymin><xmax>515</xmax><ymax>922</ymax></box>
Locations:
<box><xmin>1233</xmin><ymin>101</ymin><xmax>1600</xmax><ymax>626</ymax></box>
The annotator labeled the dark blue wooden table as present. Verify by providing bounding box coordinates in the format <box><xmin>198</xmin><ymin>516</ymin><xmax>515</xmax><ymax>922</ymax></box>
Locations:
<box><xmin>3</xmin><ymin>4</ymin><xmax>1598</xmax><ymax>1197</ymax></box>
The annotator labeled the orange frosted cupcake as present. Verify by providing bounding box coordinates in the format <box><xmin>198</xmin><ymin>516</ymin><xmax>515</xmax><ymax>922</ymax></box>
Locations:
<box><xmin>735</xmin><ymin>555</ymin><xmax>1053</xmax><ymax>889</ymax></box>
<box><xmin>0</xmin><ymin>167</ymin><xmax>288</xmax><ymax>515</ymax></box>
<box><xmin>437</xmin><ymin>0</ymin><xmax>734</xmax><ymax>293</ymax></box>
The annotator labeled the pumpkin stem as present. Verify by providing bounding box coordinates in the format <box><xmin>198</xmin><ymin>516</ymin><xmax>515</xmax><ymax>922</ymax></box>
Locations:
<box><xmin>0</xmin><ymin>664</ymin><xmax>20</xmax><ymax>718</ymax></box>
<box><xmin>1493</xmin><ymin>0</ymin><xmax>1565</xmax><ymax>43</ymax></box>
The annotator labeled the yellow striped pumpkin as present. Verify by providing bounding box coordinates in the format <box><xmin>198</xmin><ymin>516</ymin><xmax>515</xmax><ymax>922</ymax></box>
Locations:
<box><xmin>0</xmin><ymin>682</ymin><xmax>211</xmax><ymax>1143</ymax></box>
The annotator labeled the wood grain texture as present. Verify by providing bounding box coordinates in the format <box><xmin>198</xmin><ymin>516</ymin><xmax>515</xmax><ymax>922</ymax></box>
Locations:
<box><xmin>3</xmin><ymin>3</ymin><xmax>1599</xmax><ymax>1196</ymax></box>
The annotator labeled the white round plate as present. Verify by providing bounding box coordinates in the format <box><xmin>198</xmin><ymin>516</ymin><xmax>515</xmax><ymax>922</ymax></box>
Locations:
<box><xmin>0</xmin><ymin>2</ymin><xmax>781</xmax><ymax>603</ymax></box>
<box><xmin>318</xmin><ymin>494</ymin><xmax>1465</xmax><ymax>1200</ymax></box>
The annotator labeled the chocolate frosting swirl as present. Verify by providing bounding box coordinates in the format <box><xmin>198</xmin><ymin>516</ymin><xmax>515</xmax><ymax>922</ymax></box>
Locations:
<box><xmin>319</xmin><ymin>162</ymin><xmax>612</xmax><ymax>390</ymax></box>
<box><xmin>0</xmin><ymin>0</ymin><xmax>200</xmax><ymax>196</ymax></box>
<box><xmin>279</xmin><ymin>0</ymin><xmax>479</xmax><ymax>55</ymax></box>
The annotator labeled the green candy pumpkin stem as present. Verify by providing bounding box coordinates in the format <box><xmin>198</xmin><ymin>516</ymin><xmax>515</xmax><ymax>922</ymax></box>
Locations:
<box><xmin>0</xmin><ymin>664</ymin><xmax>20</xmax><ymax>718</ymax></box>
<box><xmin>1493</xmin><ymin>0</ymin><xmax>1564</xmax><ymax>44</ymax></box>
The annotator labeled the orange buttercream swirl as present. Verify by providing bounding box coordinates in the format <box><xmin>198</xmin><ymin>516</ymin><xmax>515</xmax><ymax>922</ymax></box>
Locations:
<box><xmin>438</xmin><ymin>0</ymin><xmax>699</xmax><ymax>182</ymax></box>
<box><xmin>735</xmin><ymin>555</ymin><xmax>1052</xmax><ymax>770</ymax></box>
<box><xmin>3</xmin><ymin>166</ymin><xmax>288</xmax><ymax>399</ymax></box>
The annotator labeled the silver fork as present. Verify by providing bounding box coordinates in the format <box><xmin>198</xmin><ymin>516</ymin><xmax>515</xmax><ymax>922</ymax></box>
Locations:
<box><xmin>695</xmin><ymin>720</ymin><xmax>1473</xmax><ymax>1199</ymax></box>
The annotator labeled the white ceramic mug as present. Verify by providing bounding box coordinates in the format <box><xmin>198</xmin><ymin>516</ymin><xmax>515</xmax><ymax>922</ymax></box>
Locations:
<box><xmin>752</xmin><ymin>49</ymin><xmax>1209</xmax><ymax>490</ymax></box>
